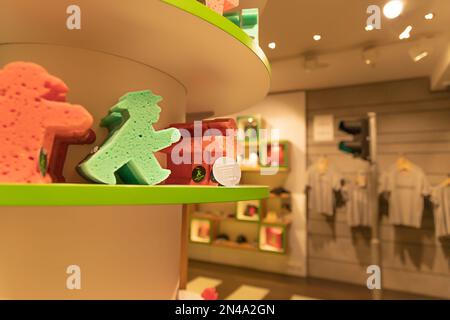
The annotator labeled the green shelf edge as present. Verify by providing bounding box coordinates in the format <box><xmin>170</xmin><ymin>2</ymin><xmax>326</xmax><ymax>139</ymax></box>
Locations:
<box><xmin>161</xmin><ymin>0</ymin><xmax>271</xmax><ymax>75</ymax></box>
<box><xmin>0</xmin><ymin>184</ymin><xmax>269</xmax><ymax>207</ymax></box>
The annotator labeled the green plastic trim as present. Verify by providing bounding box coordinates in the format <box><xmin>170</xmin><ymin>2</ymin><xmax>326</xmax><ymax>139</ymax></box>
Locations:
<box><xmin>0</xmin><ymin>184</ymin><xmax>269</xmax><ymax>207</ymax></box>
<box><xmin>161</xmin><ymin>0</ymin><xmax>271</xmax><ymax>75</ymax></box>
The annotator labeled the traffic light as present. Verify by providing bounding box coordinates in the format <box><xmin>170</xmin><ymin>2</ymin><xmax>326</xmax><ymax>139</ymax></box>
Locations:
<box><xmin>338</xmin><ymin>119</ymin><xmax>370</xmax><ymax>161</ymax></box>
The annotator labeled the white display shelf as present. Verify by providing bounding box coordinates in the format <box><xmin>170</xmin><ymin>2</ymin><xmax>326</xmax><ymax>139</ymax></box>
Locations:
<box><xmin>0</xmin><ymin>0</ymin><xmax>270</xmax><ymax>115</ymax></box>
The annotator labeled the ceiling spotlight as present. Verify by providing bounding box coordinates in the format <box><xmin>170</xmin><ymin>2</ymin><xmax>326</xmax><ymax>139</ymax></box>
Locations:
<box><xmin>362</xmin><ymin>47</ymin><xmax>379</xmax><ymax>66</ymax></box>
<box><xmin>313</xmin><ymin>34</ymin><xmax>322</xmax><ymax>41</ymax></box>
<box><xmin>383</xmin><ymin>0</ymin><xmax>404</xmax><ymax>19</ymax></box>
<box><xmin>268</xmin><ymin>42</ymin><xmax>276</xmax><ymax>49</ymax></box>
<box><xmin>399</xmin><ymin>25</ymin><xmax>412</xmax><ymax>40</ymax></box>
<box><xmin>413</xmin><ymin>51</ymin><xmax>428</xmax><ymax>62</ymax></box>
<box><xmin>409</xmin><ymin>39</ymin><xmax>433</xmax><ymax>62</ymax></box>
<box><xmin>424</xmin><ymin>13</ymin><xmax>434</xmax><ymax>20</ymax></box>
<box><xmin>365</xmin><ymin>25</ymin><xmax>374</xmax><ymax>31</ymax></box>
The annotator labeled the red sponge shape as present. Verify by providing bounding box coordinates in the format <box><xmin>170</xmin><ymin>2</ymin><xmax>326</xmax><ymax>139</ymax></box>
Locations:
<box><xmin>0</xmin><ymin>62</ymin><xmax>94</xmax><ymax>183</ymax></box>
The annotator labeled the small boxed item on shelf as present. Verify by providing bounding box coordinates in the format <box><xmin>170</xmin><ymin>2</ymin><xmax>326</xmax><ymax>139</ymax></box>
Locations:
<box><xmin>236</xmin><ymin>114</ymin><xmax>264</xmax><ymax>169</ymax></box>
<box><xmin>161</xmin><ymin>118</ymin><xmax>237</xmax><ymax>185</ymax></box>
<box><xmin>236</xmin><ymin>199</ymin><xmax>262</xmax><ymax>222</ymax></box>
<box><xmin>259</xmin><ymin>224</ymin><xmax>287</xmax><ymax>254</ymax></box>
<box><xmin>190</xmin><ymin>218</ymin><xmax>217</xmax><ymax>244</ymax></box>
<box><xmin>236</xmin><ymin>115</ymin><xmax>263</xmax><ymax>143</ymax></box>
<box><xmin>260</xmin><ymin>140</ymin><xmax>290</xmax><ymax>169</ymax></box>
<box><xmin>263</xmin><ymin>187</ymin><xmax>292</xmax><ymax>224</ymax></box>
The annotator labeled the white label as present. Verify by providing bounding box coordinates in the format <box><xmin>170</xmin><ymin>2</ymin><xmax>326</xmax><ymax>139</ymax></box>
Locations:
<box><xmin>313</xmin><ymin>115</ymin><xmax>334</xmax><ymax>142</ymax></box>
<box><xmin>212</xmin><ymin>157</ymin><xmax>241</xmax><ymax>187</ymax></box>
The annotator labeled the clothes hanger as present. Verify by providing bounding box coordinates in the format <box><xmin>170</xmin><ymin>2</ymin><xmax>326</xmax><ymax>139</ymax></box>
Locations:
<box><xmin>443</xmin><ymin>173</ymin><xmax>450</xmax><ymax>187</ymax></box>
<box><xmin>317</xmin><ymin>155</ymin><xmax>329</xmax><ymax>173</ymax></box>
<box><xmin>396</xmin><ymin>152</ymin><xmax>411</xmax><ymax>172</ymax></box>
<box><xmin>355</xmin><ymin>170</ymin><xmax>367</xmax><ymax>187</ymax></box>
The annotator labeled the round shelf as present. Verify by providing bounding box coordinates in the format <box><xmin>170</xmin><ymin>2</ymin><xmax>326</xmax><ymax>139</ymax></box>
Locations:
<box><xmin>0</xmin><ymin>0</ymin><xmax>271</xmax><ymax>116</ymax></box>
<box><xmin>0</xmin><ymin>184</ymin><xmax>269</xmax><ymax>206</ymax></box>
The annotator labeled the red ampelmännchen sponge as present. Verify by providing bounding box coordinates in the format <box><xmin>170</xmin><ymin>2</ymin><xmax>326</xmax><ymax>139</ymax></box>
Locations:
<box><xmin>0</xmin><ymin>62</ymin><xmax>94</xmax><ymax>183</ymax></box>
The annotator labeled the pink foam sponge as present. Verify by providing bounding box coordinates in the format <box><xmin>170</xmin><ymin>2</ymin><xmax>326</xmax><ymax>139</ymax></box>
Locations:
<box><xmin>201</xmin><ymin>287</ymin><xmax>219</xmax><ymax>300</ymax></box>
<box><xmin>0</xmin><ymin>62</ymin><xmax>94</xmax><ymax>183</ymax></box>
<box><xmin>205</xmin><ymin>0</ymin><xmax>239</xmax><ymax>15</ymax></box>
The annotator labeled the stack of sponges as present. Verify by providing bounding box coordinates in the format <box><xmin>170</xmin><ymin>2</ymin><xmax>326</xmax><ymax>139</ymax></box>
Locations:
<box><xmin>204</xmin><ymin>0</ymin><xmax>239</xmax><ymax>15</ymax></box>
<box><xmin>0</xmin><ymin>62</ymin><xmax>94</xmax><ymax>183</ymax></box>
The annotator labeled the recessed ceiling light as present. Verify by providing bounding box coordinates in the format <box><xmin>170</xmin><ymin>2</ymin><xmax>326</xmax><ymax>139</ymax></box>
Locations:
<box><xmin>413</xmin><ymin>51</ymin><xmax>429</xmax><ymax>62</ymax></box>
<box><xmin>362</xmin><ymin>47</ymin><xmax>378</xmax><ymax>66</ymax></box>
<box><xmin>424</xmin><ymin>13</ymin><xmax>434</xmax><ymax>20</ymax></box>
<box><xmin>399</xmin><ymin>25</ymin><xmax>412</xmax><ymax>40</ymax></box>
<box><xmin>268</xmin><ymin>42</ymin><xmax>276</xmax><ymax>49</ymax></box>
<box><xmin>365</xmin><ymin>25</ymin><xmax>374</xmax><ymax>31</ymax></box>
<box><xmin>383</xmin><ymin>0</ymin><xmax>404</xmax><ymax>19</ymax></box>
<box><xmin>409</xmin><ymin>40</ymin><xmax>433</xmax><ymax>62</ymax></box>
<box><xmin>313</xmin><ymin>34</ymin><xmax>322</xmax><ymax>41</ymax></box>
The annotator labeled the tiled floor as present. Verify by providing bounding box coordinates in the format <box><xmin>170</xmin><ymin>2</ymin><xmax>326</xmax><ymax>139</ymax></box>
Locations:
<box><xmin>188</xmin><ymin>260</ymin><xmax>433</xmax><ymax>300</ymax></box>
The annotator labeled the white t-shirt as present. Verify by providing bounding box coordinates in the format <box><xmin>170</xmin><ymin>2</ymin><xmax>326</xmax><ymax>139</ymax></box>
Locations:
<box><xmin>431</xmin><ymin>184</ymin><xmax>450</xmax><ymax>238</ymax></box>
<box><xmin>380</xmin><ymin>164</ymin><xmax>431</xmax><ymax>228</ymax></box>
<box><xmin>343</xmin><ymin>175</ymin><xmax>371</xmax><ymax>227</ymax></box>
<box><xmin>306</xmin><ymin>165</ymin><xmax>342</xmax><ymax>217</ymax></box>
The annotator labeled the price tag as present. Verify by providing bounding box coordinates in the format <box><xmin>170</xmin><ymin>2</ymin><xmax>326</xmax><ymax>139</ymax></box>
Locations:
<box><xmin>212</xmin><ymin>157</ymin><xmax>241</xmax><ymax>187</ymax></box>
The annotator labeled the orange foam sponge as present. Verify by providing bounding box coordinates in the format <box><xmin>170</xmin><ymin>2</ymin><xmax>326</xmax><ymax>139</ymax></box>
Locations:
<box><xmin>0</xmin><ymin>62</ymin><xmax>94</xmax><ymax>183</ymax></box>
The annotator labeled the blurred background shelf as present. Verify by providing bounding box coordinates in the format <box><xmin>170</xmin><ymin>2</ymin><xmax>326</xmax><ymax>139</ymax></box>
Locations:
<box><xmin>212</xmin><ymin>240</ymin><xmax>259</xmax><ymax>252</ymax></box>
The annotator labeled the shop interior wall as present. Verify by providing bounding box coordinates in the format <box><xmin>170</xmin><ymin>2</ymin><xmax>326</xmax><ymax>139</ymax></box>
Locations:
<box><xmin>189</xmin><ymin>91</ymin><xmax>308</xmax><ymax>277</ymax></box>
<box><xmin>306</xmin><ymin>78</ymin><xmax>450</xmax><ymax>298</ymax></box>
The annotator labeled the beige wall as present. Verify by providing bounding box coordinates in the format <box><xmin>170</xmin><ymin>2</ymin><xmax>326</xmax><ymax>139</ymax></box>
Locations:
<box><xmin>189</xmin><ymin>91</ymin><xmax>308</xmax><ymax>276</ymax></box>
<box><xmin>306</xmin><ymin>77</ymin><xmax>450</xmax><ymax>298</ymax></box>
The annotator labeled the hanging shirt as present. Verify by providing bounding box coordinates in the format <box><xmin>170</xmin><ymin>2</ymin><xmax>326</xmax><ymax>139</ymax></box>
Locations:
<box><xmin>380</xmin><ymin>164</ymin><xmax>431</xmax><ymax>228</ymax></box>
<box><xmin>431</xmin><ymin>184</ymin><xmax>450</xmax><ymax>238</ymax></box>
<box><xmin>306</xmin><ymin>164</ymin><xmax>342</xmax><ymax>216</ymax></box>
<box><xmin>343</xmin><ymin>173</ymin><xmax>371</xmax><ymax>227</ymax></box>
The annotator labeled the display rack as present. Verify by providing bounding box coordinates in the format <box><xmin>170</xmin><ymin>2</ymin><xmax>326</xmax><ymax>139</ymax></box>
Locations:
<box><xmin>0</xmin><ymin>0</ymin><xmax>271</xmax><ymax>299</ymax></box>
<box><xmin>189</xmin><ymin>132</ymin><xmax>292</xmax><ymax>255</ymax></box>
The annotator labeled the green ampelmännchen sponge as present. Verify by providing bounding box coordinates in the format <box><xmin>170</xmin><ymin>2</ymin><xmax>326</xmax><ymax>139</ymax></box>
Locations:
<box><xmin>78</xmin><ymin>90</ymin><xmax>181</xmax><ymax>185</ymax></box>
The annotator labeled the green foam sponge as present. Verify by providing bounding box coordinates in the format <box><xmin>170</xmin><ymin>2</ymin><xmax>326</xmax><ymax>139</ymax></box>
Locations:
<box><xmin>78</xmin><ymin>90</ymin><xmax>181</xmax><ymax>185</ymax></box>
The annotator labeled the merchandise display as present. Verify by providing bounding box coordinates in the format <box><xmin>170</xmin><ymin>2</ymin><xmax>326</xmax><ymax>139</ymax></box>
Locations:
<box><xmin>216</xmin><ymin>233</ymin><xmax>230</xmax><ymax>241</ymax></box>
<box><xmin>0</xmin><ymin>62</ymin><xmax>94</xmax><ymax>183</ymax></box>
<box><xmin>236</xmin><ymin>200</ymin><xmax>261</xmax><ymax>222</ymax></box>
<box><xmin>225</xmin><ymin>9</ymin><xmax>260</xmax><ymax>45</ymax></box>
<box><xmin>236</xmin><ymin>234</ymin><xmax>248</xmax><ymax>244</ymax></box>
<box><xmin>260</xmin><ymin>140</ymin><xmax>290</xmax><ymax>168</ymax></box>
<box><xmin>305</xmin><ymin>157</ymin><xmax>343</xmax><ymax>216</ymax></box>
<box><xmin>380</xmin><ymin>157</ymin><xmax>431</xmax><ymax>228</ymax></box>
<box><xmin>342</xmin><ymin>170</ymin><xmax>371</xmax><ymax>227</ymax></box>
<box><xmin>190</xmin><ymin>218</ymin><xmax>214</xmax><ymax>244</ymax></box>
<box><xmin>236</xmin><ymin>114</ymin><xmax>262</xmax><ymax>142</ymax></box>
<box><xmin>78</xmin><ymin>90</ymin><xmax>181</xmax><ymax>185</ymax></box>
<box><xmin>201</xmin><ymin>287</ymin><xmax>219</xmax><ymax>300</ymax></box>
<box><xmin>49</xmin><ymin>130</ymin><xmax>96</xmax><ymax>182</ymax></box>
<box><xmin>431</xmin><ymin>178</ymin><xmax>450</xmax><ymax>238</ymax></box>
<box><xmin>259</xmin><ymin>224</ymin><xmax>286</xmax><ymax>253</ymax></box>
<box><xmin>265</xmin><ymin>191</ymin><xmax>292</xmax><ymax>224</ymax></box>
<box><xmin>2</xmin><ymin>0</ymin><xmax>450</xmax><ymax>305</ymax></box>
<box><xmin>203</xmin><ymin>0</ymin><xmax>239</xmax><ymax>15</ymax></box>
<box><xmin>162</xmin><ymin>118</ymin><xmax>237</xmax><ymax>185</ymax></box>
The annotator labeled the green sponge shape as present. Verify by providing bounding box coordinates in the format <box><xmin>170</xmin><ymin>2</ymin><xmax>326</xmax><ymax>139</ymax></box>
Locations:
<box><xmin>78</xmin><ymin>90</ymin><xmax>181</xmax><ymax>185</ymax></box>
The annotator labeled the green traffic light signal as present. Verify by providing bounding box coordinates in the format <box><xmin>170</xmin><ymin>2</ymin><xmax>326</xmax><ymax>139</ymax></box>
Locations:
<box><xmin>338</xmin><ymin>119</ymin><xmax>370</xmax><ymax>160</ymax></box>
